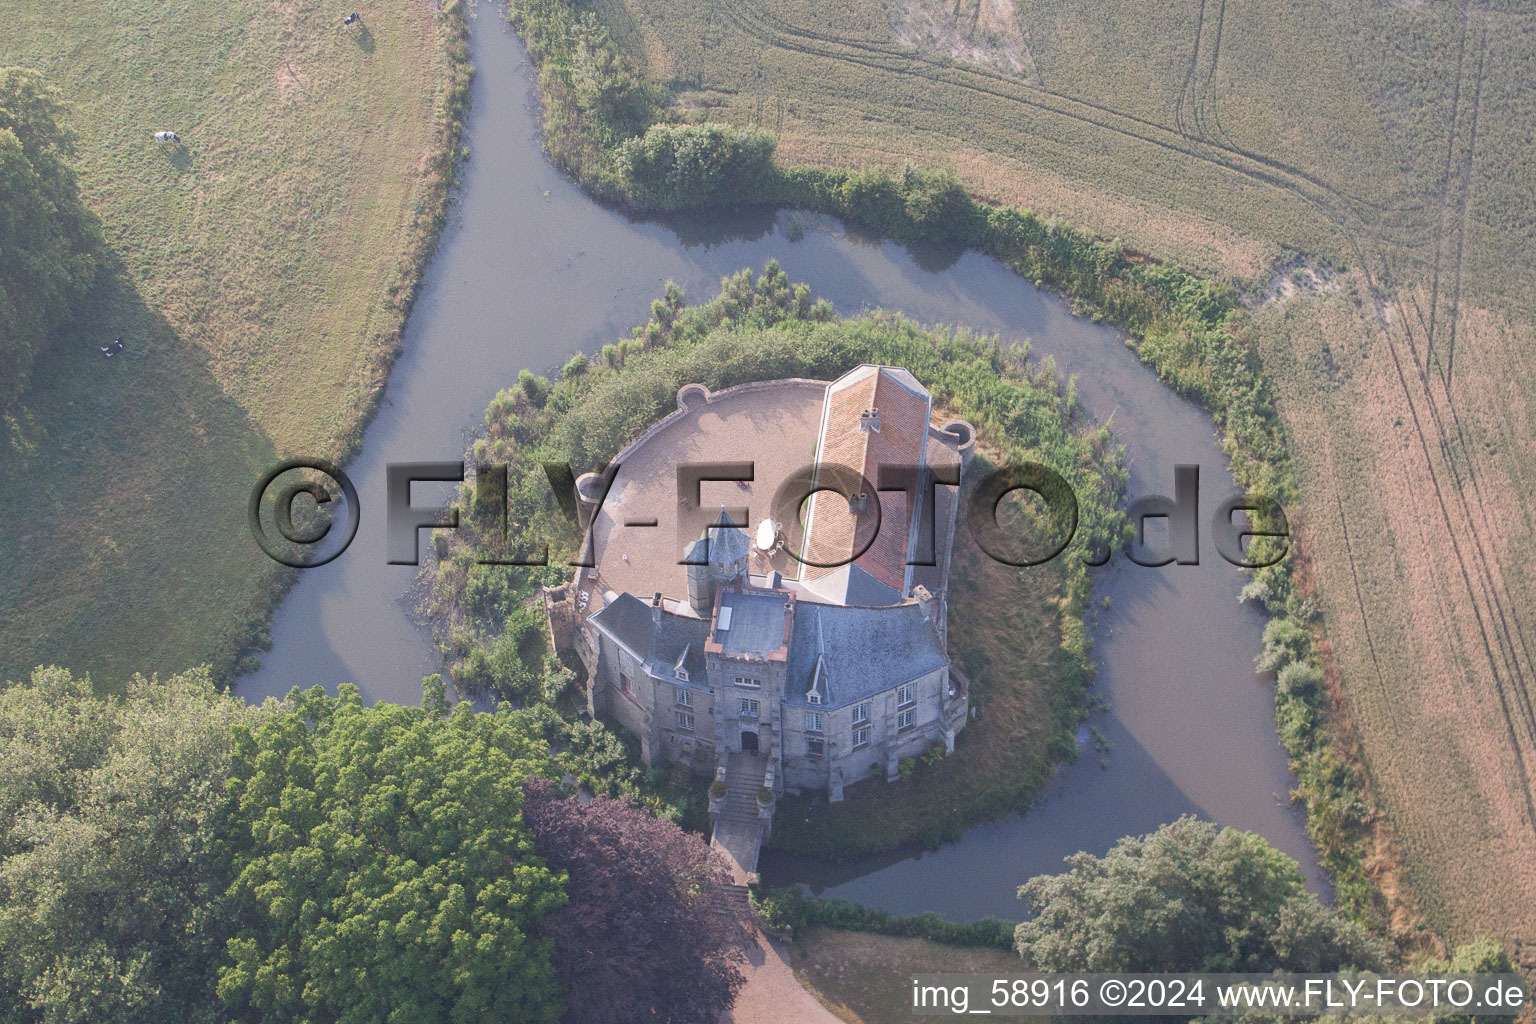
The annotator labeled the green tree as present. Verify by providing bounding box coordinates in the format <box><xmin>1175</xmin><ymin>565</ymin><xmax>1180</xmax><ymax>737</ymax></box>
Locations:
<box><xmin>0</xmin><ymin>665</ymin><xmax>259</xmax><ymax>1024</ymax></box>
<box><xmin>613</xmin><ymin>123</ymin><xmax>776</xmax><ymax>212</ymax></box>
<box><xmin>1015</xmin><ymin>817</ymin><xmax>1385</xmax><ymax>972</ymax></box>
<box><xmin>218</xmin><ymin>684</ymin><xmax>567</xmax><ymax>1023</ymax></box>
<box><xmin>522</xmin><ymin>783</ymin><xmax>747</xmax><ymax>1024</ymax></box>
<box><xmin>0</xmin><ymin>69</ymin><xmax>101</xmax><ymax>412</ymax></box>
<box><xmin>1420</xmin><ymin>938</ymin><xmax>1517</xmax><ymax>1024</ymax></box>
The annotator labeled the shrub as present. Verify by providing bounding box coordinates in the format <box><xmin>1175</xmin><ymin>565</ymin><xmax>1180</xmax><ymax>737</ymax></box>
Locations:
<box><xmin>614</xmin><ymin>122</ymin><xmax>776</xmax><ymax>212</ymax></box>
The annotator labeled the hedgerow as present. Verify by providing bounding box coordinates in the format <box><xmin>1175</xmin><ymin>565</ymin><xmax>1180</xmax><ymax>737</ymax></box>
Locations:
<box><xmin>750</xmin><ymin>886</ymin><xmax>1016</xmax><ymax>950</ymax></box>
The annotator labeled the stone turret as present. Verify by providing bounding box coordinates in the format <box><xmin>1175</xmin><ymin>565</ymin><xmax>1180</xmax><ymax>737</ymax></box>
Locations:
<box><xmin>574</xmin><ymin>471</ymin><xmax>608</xmax><ymax>532</ymax></box>
<box><xmin>939</xmin><ymin>418</ymin><xmax>977</xmax><ymax>468</ymax></box>
<box><xmin>685</xmin><ymin>508</ymin><xmax>750</xmax><ymax>615</ymax></box>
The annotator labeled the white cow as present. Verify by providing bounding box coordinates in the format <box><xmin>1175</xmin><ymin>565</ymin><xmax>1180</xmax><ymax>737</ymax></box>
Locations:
<box><xmin>153</xmin><ymin>130</ymin><xmax>180</xmax><ymax>144</ymax></box>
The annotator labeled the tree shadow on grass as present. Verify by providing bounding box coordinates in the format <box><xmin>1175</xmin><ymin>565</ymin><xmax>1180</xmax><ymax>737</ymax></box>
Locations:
<box><xmin>0</xmin><ymin>250</ymin><xmax>286</xmax><ymax>690</ymax></box>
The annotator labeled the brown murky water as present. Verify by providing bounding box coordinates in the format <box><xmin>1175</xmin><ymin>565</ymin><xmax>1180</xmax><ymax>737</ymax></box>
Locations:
<box><xmin>240</xmin><ymin>4</ymin><xmax>1321</xmax><ymax>919</ymax></box>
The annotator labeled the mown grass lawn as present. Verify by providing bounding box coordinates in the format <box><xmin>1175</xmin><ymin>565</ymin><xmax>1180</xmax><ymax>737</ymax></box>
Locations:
<box><xmin>0</xmin><ymin>0</ymin><xmax>464</xmax><ymax>687</ymax></box>
<box><xmin>788</xmin><ymin>927</ymin><xmax>1020</xmax><ymax>1024</ymax></box>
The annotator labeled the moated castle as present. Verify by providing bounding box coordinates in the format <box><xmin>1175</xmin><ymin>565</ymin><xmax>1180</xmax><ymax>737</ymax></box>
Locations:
<box><xmin>555</xmin><ymin>365</ymin><xmax>975</xmax><ymax>877</ymax></box>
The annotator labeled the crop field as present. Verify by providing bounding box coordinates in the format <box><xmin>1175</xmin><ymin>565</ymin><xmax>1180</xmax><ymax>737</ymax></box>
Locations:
<box><xmin>0</xmin><ymin>0</ymin><xmax>463</xmax><ymax>686</ymax></box>
<box><xmin>593</xmin><ymin>0</ymin><xmax>1536</xmax><ymax>952</ymax></box>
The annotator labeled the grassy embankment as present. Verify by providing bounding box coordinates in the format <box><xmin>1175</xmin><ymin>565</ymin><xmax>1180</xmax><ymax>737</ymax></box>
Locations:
<box><xmin>502</xmin><ymin>0</ymin><xmax>1397</xmax><ymax>934</ymax></box>
<box><xmin>0</xmin><ymin>0</ymin><xmax>471</xmax><ymax>688</ymax></box>
<box><xmin>419</xmin><ymin>262</ymin><xmax>1125</xmax><ymax>856</ymax></box>
<box><xmin>589</xmin><ymin>0</ymin><xmax>1536</xmax><ymax>956</ymax></box>
<box><xmin>788</xmin><ymin>928</ymin><xmax>1020</xmax><ymax>1024</ymax></box>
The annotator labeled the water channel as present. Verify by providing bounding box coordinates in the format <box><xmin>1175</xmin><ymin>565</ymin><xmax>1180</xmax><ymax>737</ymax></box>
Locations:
<box><xmin>240</xmin><ymin>2</ymin><xmax>1322</xmax><ymax>920</ymax></box>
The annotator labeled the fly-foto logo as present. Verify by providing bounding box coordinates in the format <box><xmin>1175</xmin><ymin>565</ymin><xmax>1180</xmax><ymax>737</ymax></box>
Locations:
<box><xmin>249</xmin><ymin>459</ymin><xmax>1288</xmax><ymax>570</ymax></box>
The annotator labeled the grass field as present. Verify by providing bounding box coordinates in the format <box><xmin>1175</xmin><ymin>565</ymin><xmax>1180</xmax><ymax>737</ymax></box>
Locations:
<box><xmin>0</xmin><ymin>0</ymin><xmax>466</xmax><ymax>687</ymax></box>
<box><xmin>788</xmin><ymin>927</ymin><xmax>1020</xmax><ymax>1023</ymax></box>
<box><xmin>587</xmin><ymin>0</ymin><xmax>1536</xmax><ymax>955</ymax></box>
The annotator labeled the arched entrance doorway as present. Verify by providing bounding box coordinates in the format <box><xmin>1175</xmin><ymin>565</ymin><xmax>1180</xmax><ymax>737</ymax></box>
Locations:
<box><xmin>740</xmin><ymin>730</ymin><xmax>759</xmax><ymax>754</ymax></box>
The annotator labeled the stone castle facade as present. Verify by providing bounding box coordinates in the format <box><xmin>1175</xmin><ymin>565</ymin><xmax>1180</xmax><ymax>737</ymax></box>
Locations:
<box><xmin>570</xmin><ymin>365</ymin><xmax>974</xmax><ymax>803</ymax></box>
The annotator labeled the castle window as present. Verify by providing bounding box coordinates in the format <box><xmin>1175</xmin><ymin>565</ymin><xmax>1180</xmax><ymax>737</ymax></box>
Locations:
<box><xmin>852</xmin><ymin>725</ymin><xmax>872</xmax><ymax>749</ymax></box>
<box><xmin>898</xmin><ymin>708</ymin><xmax>915</xmax><ymax>732</ymax></box>
<box><xmin>851</xmin><ymin>702</ymin><xmax>870</xmax><ymax>725</ymax></box>
<box><xmin>676</xmin><ymin>710</ymin><xmax>694</xmax><ymax>731</ymax></box>
<box><xmin>739</xmin><ymin>698</ymin><xmax>760</xmax><ymax>719</ymax></box>
<box><xmin>805</xmin><ymin>711</ymin><xmax>823</xmax><ymax>733</ymax></box>
<box><xmin>676</xmin><ymin>686</ymin><xmax>693</xmax><ymax>708</ymax></box>
<box><xmin>619</xmin><ymin>672</ymin><xmax>632</xmax><ymax>694</ymax></box>
<box><xmin>897</xmin><ymin>683</ymin><xmax>915</xmax><ymax>708</ymax></box>
<box><xmin>733</xmin><ymin>675</ymin><xmax>760</xmax><ymax>689</ymax></box>
<box><xmin>807</xmin><ymin>737</ymin><xmax>825</xmax><ymax>758</ymax></box>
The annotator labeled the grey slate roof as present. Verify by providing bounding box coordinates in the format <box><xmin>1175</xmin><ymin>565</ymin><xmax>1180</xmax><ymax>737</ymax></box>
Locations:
<box><xmin>655</xmin><ymin>614</ymin><xmax>711</xmax><ymax>684</ymax></box>
<box><xmin>714</xmin><ymin>589</ymin><xmax>790</xmax><ymax>656</ymax></box>
<box><xmin>698</xmin><ymin>507</ymin><xmax>750</xmax><ymax>567</ymax></box>
<box><xmin>799</xmin><ymin>564</ymin><xmax>903</xmax><ymax>607</ymax></box>
<box><xmin>589</xmin><ymin>592</ymin><xmax>653</xmax><ymax>654</ymax></box>
<box><xmin>590</xmin><ymin>593</ymin><xmax>711</xmax><ymax>686</ymax></box>
<box><xmin>783</xmin><ymin>601</ymin><xmax>947</xmax><ymax>709</ymax></box>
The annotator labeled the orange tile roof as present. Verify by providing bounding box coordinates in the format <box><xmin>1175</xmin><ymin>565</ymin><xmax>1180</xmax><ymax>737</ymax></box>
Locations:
<box><xmin>801</xmin><ymin>367</ymin><xmax>931</xmax><ymax>595</ymax></box>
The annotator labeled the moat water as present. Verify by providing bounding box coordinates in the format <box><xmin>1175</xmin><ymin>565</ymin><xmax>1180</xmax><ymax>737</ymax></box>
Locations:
<box><xmin>240</xmin><ymin>2</ymin><xmax>1323</xmax><ymax>919</ymax></box>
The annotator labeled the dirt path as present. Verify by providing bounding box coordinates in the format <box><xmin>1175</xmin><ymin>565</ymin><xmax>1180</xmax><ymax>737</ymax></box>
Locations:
<box><xmin>724</xmin><ymin>928</ymin><xmax>845</xmax><ymax>1024</ymax></box>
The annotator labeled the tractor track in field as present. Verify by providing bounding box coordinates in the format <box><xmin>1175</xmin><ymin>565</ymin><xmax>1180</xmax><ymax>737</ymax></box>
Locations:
<box><xmin>1354</xmin><ymin>234</ymin><xmax>1536</xmax><ymax>839</ymax></box>
<box><xmin>712</xmin><ymin>0</ymin><xmax>1431</xmax><ymax>248</ymax></box>
<box><xmin>1442</xmin><ymin>23</ymin><xmax>1484</xmax><ymax>386</ymax></box>
<box><xmin>1423</xmin><ymin>0</ymin><xmax>1473</xmax><ymax>383</ymax></box>
<box><xmin>1173</xmin><ymin>0</ymin><xmax>1206</xmax><ymax>141</ymax></box>
<box><xmin>1348</xmin><ymin>18</ymin><xmax>1536</xmax><ymax>824</ymax></box>
<box><xmin>1173</xmin><ymin>0</ymin><xmax>1229</xmax><ymax>147</ymax></box>
<box><xmin>1327</xmin><ymin>453</ymin><xmax>1399</xmax><ymax>731</ymax></box>
<box><xmin>1202</xmin><ymin>0</ymin><xmax>1234</xmax><ymax>149</ymax></box>
<box><xmin>1377</xmin><ymin>10</ymin><xmax>1536</xmax><ymax>767</ymax></box>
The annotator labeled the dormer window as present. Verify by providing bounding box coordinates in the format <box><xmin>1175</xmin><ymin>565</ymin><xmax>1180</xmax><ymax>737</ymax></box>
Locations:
<box><xmin>676</xmin><ymin>667</ymin><xmax>689</xmax><ymax>682</ymax></box>
<box><xmin>808</xmin><ymin>651</ymin><xmax>828</xmax><ymax>705</ymax></box>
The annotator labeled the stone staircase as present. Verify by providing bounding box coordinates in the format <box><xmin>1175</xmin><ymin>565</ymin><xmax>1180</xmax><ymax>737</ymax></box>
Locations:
<box><xmin>710</xmin><ymin>752</ymin><xmax>769</xmax><ymax>883</ymax></box>
<box><xmin>705</xmin><ymin>881</ymin><xmax>753</xmax><ymax>919</ymax></box>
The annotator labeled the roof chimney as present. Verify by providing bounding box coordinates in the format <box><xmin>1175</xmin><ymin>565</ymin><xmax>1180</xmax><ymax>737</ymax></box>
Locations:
<box><xmin>913</xmin><ymin>584</ymin><xmax>936</xmax><ymax>621</ymax></box>
<box><xmin>859</xmin><ymin>407</ymin><xmax>880</xmax><ymax>433</ymax></box>
<box><xmin>652</xmin><ymin>591</ymin><xmax>663</xmax><ymax>625</ymax></box>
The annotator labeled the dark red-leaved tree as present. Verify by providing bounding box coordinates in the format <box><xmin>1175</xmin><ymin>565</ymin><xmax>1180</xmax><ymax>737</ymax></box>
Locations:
<box><xmin>522</xmin><ymin>781</ymin><xmax>750</xmax><ymax>1024</ymax></box>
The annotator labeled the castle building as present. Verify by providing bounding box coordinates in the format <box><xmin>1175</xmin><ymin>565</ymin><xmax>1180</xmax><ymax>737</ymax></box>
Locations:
<box><xmin>570</xmin><ymin>365</ymin><xmax>975</xmax><ymax>812</ymax></box>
